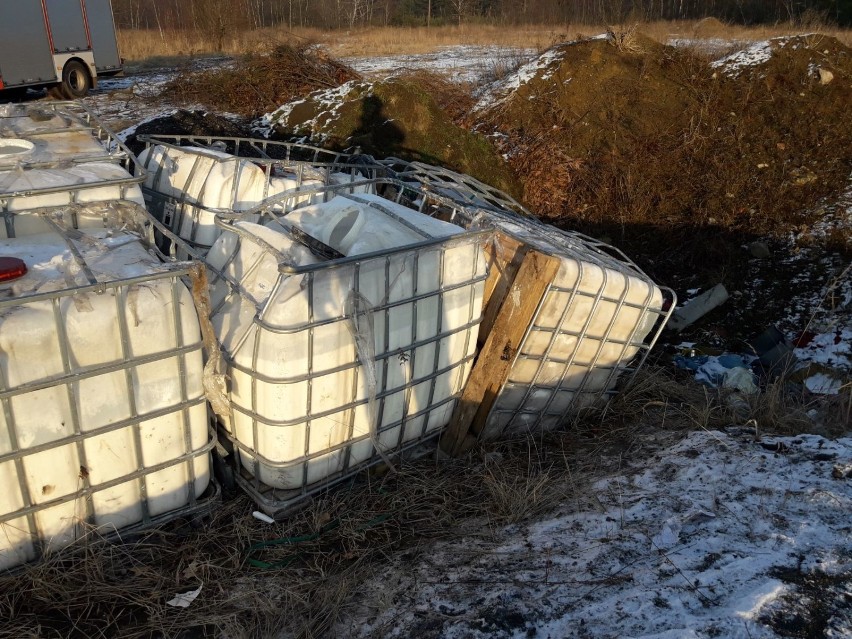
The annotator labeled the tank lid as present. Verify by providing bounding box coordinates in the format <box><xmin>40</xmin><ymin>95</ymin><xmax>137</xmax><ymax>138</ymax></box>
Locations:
<box><xmin>0</xmin><ymin>139</ymin><xmax>35</xmax><ymax>157</ymax></box>
<box><xmin>0</xmin><ymin>257</ymin><xmax>27</xmax><ymax>282</ymax></box>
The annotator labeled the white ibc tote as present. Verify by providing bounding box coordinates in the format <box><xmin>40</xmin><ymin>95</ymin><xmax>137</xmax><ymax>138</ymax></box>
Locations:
<box><xmin>0</xmin><ymin>202</ymin><xmax>213</xmax><ymax>570</ymax></box>
<box><xmin>0</xmin><ymin>102</ymin><xmax>145</xmax><ymax>220</ymax></box>
<box><xmin>373</xmin><ymin>160</ymin><xmax>673</xmax><ymax>441</ymax></box>
<box><xmin>203</xmin><ymin>183</ymin><xmax>489</xmax><ymax>511</ymax></box>
<box><xmin>0</xmin><ymin>102</ymin><xmax>137</xmax><ymax>169</ymax></box>
<box><xmin>482</xmin><ymin>218</ymin><xmax>668</xmax><ymax>436</ymax></box>
<box><xmin>136</xmin><ymin>137</ymin><xmax>378</xmax><ymax>255</ymax></box>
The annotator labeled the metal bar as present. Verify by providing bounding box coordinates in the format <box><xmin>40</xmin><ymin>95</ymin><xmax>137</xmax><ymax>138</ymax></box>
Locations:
<box><xmin>113</xmin><ymin>285</ymin><xmax>151</xmax><ymax>525</ymax></box>
<box><xmin>0</xmin><ymin>435</ymin><xmax>216</xmax><ymax>525</ymax></box>
<box><xmin>0</xmin><ymin>351</ymin><xmax>44</xmax><ymax>559</ymax></box>
<box><xmin>227</xmin><ymin>354</ymin><xmax>475</xmax><ymax>432</ymax></box>
<box><xmin>0</xmin><ymin>397</ymin><xmax>207</xmax><ymax>466</ymax></box>
<box><xmin>226</xmin><ymin>318</ymin><xmax>481</xmax><ymax>385</ymax></box>
<box><xmin>171</xmin><ymin>276</ymin><xmax>199</xmax><ymax>509</ymax></box>
<box><xmin>50</xmin><ymin>295</ymin><xmax>94</xmax><ymax>530</ymax></box>
<box><xmin>223</xmin><ymin>388</ymin><xmax>462</xmax><ymax>469</ymax></box>
<box><xmin>0</xmin><ymin>343</ymin><xmax>201</xmax><ymax>400</ymax></box>
<box><xmin>0</xmin><ymin>265</ymin><xmax>195</xmax><ymax>308</ymax></box>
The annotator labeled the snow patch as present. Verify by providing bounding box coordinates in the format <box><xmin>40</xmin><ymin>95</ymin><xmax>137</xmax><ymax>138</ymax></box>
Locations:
<box><xmin>334</xmin><ymin>429</ymin><xmax>852</xmax><ymax>639</ymax></box>
<box><xmin>711</xmin><ymin>40</ymin><xmax>773</xmax><ymax>76</ymax></box>
<box><xmin>254</xmin><ymin>80</ymin><xmax>369</xmax><ymax>140</ymax></box>
<box><xmin>474</xmin><ymin>35</ymin><xmax>607</xmax><ymax>112</ymax></box>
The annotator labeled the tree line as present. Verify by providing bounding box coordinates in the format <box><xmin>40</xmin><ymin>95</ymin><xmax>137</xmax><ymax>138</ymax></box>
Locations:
<box><xmin>111</xmin><ymin>0</ymin><xmax>852</xmax><ymax>33</ymax></box>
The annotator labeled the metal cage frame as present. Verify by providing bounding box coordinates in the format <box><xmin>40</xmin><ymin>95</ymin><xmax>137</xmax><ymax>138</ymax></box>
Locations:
<box><xmin>176</xmin><ymin>176</ymin><xmax>494</xmax><ymax>516</ymax></box>
<box><xmin>364</xmin><ymin>161</ymin><xmax>676</xmax><ymax>436</ymax></box>
<box><xmin>0</xmin><ymin>101</ymin><xmax>145</xmax><ymax>211</ymax></box>
<box><xmin>136</xmin><ymin>135</ymin><xmax>391</xmax><ymax>254</ymax></box>
<box><xmin>138</xmin><ymin>137</ymin><xmax>674</xmax><ymax>511</ymax></box>
<box><xmin>0</xmin><ymin>204</ymin><xmax>218</xmax><ymax>570</ymax></box>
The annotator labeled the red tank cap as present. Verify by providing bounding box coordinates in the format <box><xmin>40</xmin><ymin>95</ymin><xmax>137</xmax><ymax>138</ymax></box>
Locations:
<box><xmin>0</xmin><ymin>257</ymin><xmax>27</xmax><ymax>282</ymax></box>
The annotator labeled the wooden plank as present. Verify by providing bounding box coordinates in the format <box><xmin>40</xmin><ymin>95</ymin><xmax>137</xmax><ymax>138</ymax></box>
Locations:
<box><xmin>478</xmin><ymin>232</ymin><xmax>527</xmax><ymax>347</ymax></box>
<box><xmin>440</xmin><ymin>249</ymin><xmax>560</xmax><ymax>456</ymax></box>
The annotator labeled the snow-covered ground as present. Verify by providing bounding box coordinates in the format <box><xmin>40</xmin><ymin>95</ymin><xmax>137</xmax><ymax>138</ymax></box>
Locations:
<box><xmin>81</xmin><ymin>56</ymin><xmax>233</xmax><ymax>130</ymax></box>
<box><xmin>336</xmin><ymin>428</ymin><xmax>852</xmax><ymax>639</ymax></box>
<box><xmin>344</xmin><ymin>45</ymin><xmax>536</xmax><ymax>82</ymax></box>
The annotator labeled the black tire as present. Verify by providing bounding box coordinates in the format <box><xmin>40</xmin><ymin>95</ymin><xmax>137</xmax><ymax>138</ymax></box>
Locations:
<box><xmin>60</xmin><ymin>60</ymin><xmax>91</xmax><ymax>99</ymax></box>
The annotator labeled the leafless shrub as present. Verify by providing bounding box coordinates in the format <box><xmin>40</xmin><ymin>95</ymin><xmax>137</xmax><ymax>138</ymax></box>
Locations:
<box><xmin>477</xmin><ymin>49</ymin><xmax>534</xmax><ymax>86</ymax></box>
<box><xmin>606</xmin><ymin>24</ymin><xmax>644</xmax><ymax>54</ymax></box>
<box><xmin>164</xmin><ymin>42</ymin><xmax>362</xmax><ymax>117</ymax></box>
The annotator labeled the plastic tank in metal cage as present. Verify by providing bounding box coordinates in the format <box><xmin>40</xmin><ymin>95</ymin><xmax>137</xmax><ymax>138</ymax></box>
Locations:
<box><xmin>136</xmin><ymin>135</ymin><xmax>385</xmax><ymax>255</ymax></box>
<box><xmin>0</xmin><ymin>102</ymin><xmax>138</xmax><ymax>170</ymax></box>
<box><xmin>0</xmin><ymin>201</ymin><xmax>215</xmax><ymax>570</ymax></box>
<box><xmin>201</xmin><ymin>179</ymin><xmax>490</xmax><ymax>515</ymax></box>
<box><xmin>480</xmin><ymin>218</ymin><xmax>671</xmax><ymax>436</ymax></box>
<box><xmin>367</xmin><ymin>160</ymin><xmax>673</xmax><ymax>450</ymax></box>
<box><xmin>0</xmin><ymin>102</ymin><xmax>145</xmax><ymax>215</ymax></box>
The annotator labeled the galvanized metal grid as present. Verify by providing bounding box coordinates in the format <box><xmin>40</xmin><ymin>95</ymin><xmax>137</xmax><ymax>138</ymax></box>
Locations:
<box><xmin>200</xmin><ymin>177</ymin><xmax>492</xmax><ymax>515</ymax></box>
<box><xmin>0</xmin><ymin>101</ymin><xmax>141</xmax><ymax>170</ymax></box>
<box><xmin>229</xmin><ymin>433</ymin><xmax>440</xmax><ymax>519</ymax></box>
<box><xmin>377</xmin><ymin>157</ymin><xmax>530</xmax><ymax>217</ymax></box>
<box><xmin>373</xmin><ymin>160</ymin><xmax>675</xmax><ymax>437</ymax></box>
<box><xmin>137</xmin><ymin>137</ymin><xmax>673</xmax><ymax>500</ymax></box>
<box><xmin>0</xmin><ymin>101</ymin><xmax>145</xmax><ymax>210</ymax></box>
<box><xmin>0</xmin><ymin>209</ymin><xmax>217</xmax><ymax>568</ymax></box>
<box><xmin>136</xmin><ymin>135</ymin><xmax>389</xmax><ymax>254</ymax></box>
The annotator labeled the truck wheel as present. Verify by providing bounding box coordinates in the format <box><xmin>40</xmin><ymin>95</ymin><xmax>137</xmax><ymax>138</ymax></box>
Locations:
<box><xmin>60</xmin><ymin>60</ymin><xmax>91</xmax><ymax>99</ymax></box>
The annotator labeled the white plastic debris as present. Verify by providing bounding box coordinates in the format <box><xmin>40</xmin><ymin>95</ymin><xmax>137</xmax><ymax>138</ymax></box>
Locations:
<box><xmin>651</xmin><ymin>517</ymin><xmax>682</xmax><ymax>550</ymax></box>
<box><xmin>166</xmin><ymin>584</ymin><xmax>203</xmax><ymax>608</ymax></box>
<box><xmin>723</xmin><ymin>367</ymin><xmax>759</xmax><ymax>395</ymax></box>
<box><xmin>252</xmin><ymin>511</ymin><xmax>275</xmax><ymax>524</ymax></box>
<box><xmin>668</xmin><ymin>284</ymin><xmax>729</xmax><ymax>332</ymax></box>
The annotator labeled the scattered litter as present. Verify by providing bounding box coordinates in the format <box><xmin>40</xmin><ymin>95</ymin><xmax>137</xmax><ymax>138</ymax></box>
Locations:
<box><xmin>724</xmin><ymin>366</ymin><xmax>759</xmax><ymax>394</ymax></box>
<box><xmin>651</xmin><ymin>516</ymin><xmax>682</xmax><ymax>550</ymax></box>
<box><xmin>674</xmin><ymin>351</ymin><xmax>758</xmax><ymax>393</ymax></box>
<box><xmin>252</xmin><ymin>511</ymin><xmax>275</xmax><ymax>524</ymax></box>
<box><xmin>804</xmin><ymin>371</ymin><xmax>844</xmax><ymax>395</ymax></box>
<box><xmin>749</xmin><ymin>326</ymin><xmax>798</xmax><ymax>376</ymax></box>
<box><xmin>166</xmin><ymin>584</ymin><xmax>203</xmax><ymax>608</ymax></box>
<box><xmin>668</xmin><ymin>284</ymin><xmax>728</xmax><ymax>332</ymax></box>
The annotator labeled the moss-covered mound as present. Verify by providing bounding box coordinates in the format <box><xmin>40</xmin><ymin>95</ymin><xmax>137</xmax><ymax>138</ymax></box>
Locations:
<box><xmin>261</xmin><ymin>76</ymin><xmax>520</xmax><ymax>197</ymax></box>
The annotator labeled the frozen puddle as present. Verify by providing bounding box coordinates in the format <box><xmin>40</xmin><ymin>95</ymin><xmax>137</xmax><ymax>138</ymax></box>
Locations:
<box><xmin>334</xmin><ymin>429</ymin><xmax>852</xmax><ymax>639</ymax></box>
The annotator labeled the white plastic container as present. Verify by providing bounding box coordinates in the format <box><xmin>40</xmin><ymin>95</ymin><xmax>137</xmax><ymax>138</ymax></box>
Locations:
<box><xmin>137</xmin><ymin>144</ymin><xmax>372</xmax><ymax>254</ymax></box>
<box><xmin>358</xmin><ymin>160</ymin><xmax>671</xmax><ymax>440</ymax></box>
<box><xmin>0</xmin><ymin>207</ymin><xmax>211</xmax><ymax>570</ymax></box>
<box><xmin>0</xmin><ymin>104</ymin><xmax>114</xmax><ymax>169</ymax></box>
<box><xmin>0</xmin><ymin>132</ymin><xmax>108</xmax><ymax>169</ymax></box>
<box><xmin>0</xmin><ymin>162</ymin><xmax>145</xmax><ymax>218</ymax></box>
<box><xmin>207</xmin><ymin>193</ymin><xmax>487</xmax><ymax>491</ymax></box>
<box><xmin>479</xmin><ymin>218</ymin><xmax>668</xmax><ymax>437</ymax></box>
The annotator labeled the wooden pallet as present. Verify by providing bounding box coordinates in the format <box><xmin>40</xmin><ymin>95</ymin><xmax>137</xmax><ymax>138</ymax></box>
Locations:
<box><xmin>439</xmin><ymin>233</ymin><xmax>560</xmax><ymax>456</ymax></box>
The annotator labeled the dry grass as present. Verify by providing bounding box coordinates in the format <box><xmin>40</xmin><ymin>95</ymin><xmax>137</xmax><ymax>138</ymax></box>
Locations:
<box><xmin>0</xmin><ymin>440</ymin><xmax>588</xmax><ymax>638</ymax></box>
<box><xmin>117</xmin><ymin>22</ymin><xmax>852</xmax><ymax>62</ymax></box>
<box><xmin>0</xmin><ymin>365</ymin><xmax>842</xmax><ymax>637</ymax></box>
<box><xmin>0</xmin><ymin>368</ymin><xmax>700</xmax><ymax>638</ymax></box>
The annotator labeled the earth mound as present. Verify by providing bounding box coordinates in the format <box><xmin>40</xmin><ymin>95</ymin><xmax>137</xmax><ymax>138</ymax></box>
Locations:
<box><xmin>162</xmin><ymin>44</ymin><xmax>362</xmax><ymax>118</ymax></box>
<box><xmin>122</xmin><ymin>110</ymin><xmax>251</xmax><ymax>155</ymax></box>
<box><xmin>475</xmin><ymin>35</ymin><xmax>851</xmax><ymax>241</ymax></box>
<box><xmin>258</xmin><ymin>75</ymin><xmax>519</xmax><ymax>196</ymax></box>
